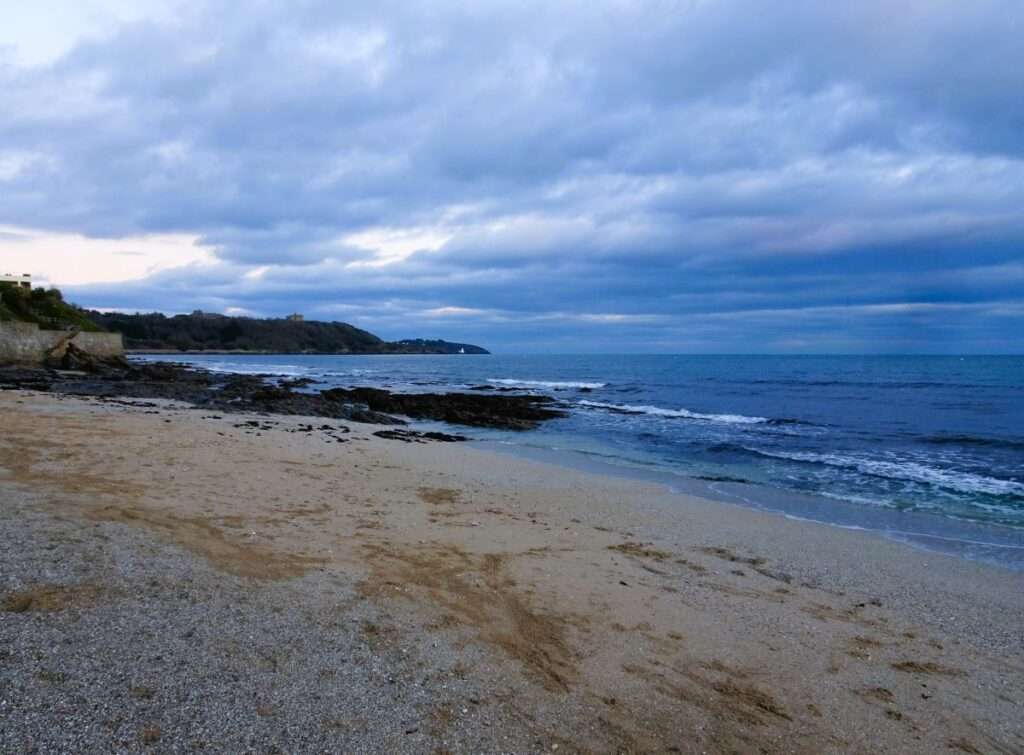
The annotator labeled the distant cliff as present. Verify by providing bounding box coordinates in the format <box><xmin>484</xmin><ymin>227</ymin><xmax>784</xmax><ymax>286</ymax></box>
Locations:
<box><xmin>388</xmin><ymin>339</ymin><xmax>489</xmax><ymax>355</ymax></box>
<box><xmin>84</xmin><ymin>310</ymin><xmax>489</xmax><ymax>355</ymax></box>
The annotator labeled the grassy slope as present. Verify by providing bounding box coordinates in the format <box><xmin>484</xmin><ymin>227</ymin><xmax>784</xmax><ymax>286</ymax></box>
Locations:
<box><xmin>0</xmin><ymin>285</ymin><xmax>102</xmax><ymax>331</ymax></box>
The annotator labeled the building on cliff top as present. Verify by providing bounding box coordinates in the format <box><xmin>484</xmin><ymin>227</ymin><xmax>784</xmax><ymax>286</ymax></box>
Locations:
<box><xmin>287</xmin><ymin>313</ymin><xmax>304</xmax><ymax>322</ymax></box>
<box><xmin>1</xmin><ymin>273</ymin><xmax>32</xmax><ymax>289</ymax></box>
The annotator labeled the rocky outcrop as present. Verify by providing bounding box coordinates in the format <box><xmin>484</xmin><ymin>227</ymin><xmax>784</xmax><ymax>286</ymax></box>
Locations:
<box><xmin>45</xmin><ymin>342</ymin><xmax>131</xmax><ymax>372</ymax></box>
<box><xmin>373</xmin><ymin>429</ymin><xmax>468</xmax><ymax>443</ymax></box>
<box><xmin>0</xmin><ymin>360</ymin><xmax>565</xmax><ymax>431</ymax></box>
<box><xmin>321</xmin><ymin>387</ymin><xmax>566</xmax><ymax>430</ymax></box>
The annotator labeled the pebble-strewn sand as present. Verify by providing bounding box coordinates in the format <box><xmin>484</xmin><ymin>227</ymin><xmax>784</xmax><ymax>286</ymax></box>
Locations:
<box><xmin>1</xmin><ymin>390</ymin><xmax>1022</xmax><ymax>753</ymax></box>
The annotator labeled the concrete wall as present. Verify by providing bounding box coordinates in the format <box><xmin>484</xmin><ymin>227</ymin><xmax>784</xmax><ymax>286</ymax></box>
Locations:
<box><xmin>0</xmin><ymin>322</ymin><xmax>123</xmax><ymax>365</ymax></box>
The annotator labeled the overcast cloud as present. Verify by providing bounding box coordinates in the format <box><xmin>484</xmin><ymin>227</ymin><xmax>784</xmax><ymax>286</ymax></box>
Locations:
<box><xmin>1</xmin><ymin>0</ymin><xmax>1022</xmax><ymax>352</ymax></box>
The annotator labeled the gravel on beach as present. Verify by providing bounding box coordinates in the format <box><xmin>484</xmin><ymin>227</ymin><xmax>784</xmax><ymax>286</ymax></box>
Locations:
<box><xmin>2</xmin><ymin>390</ymin><xmax>1022</xmax><ymax>754</ymax></box>
<box><xmin>0</xmin><ymin>491</ymin><xmax>583</xmax><ymax>754</ymax></box>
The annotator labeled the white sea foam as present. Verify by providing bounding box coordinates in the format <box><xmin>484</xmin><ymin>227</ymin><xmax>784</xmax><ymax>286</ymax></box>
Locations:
<box><xmin>488</xmin><ymin>378</ymin><xmax>607</xmax><ymax>390</ymax></box>
<box><xmin>322</xmin><ymin>368</ymin><xmax>378</xmax><ymax>377</ymax></box>
<box><xmin>752</xmin><ymin>449</ymin><xmax>1024</xmax><ymax>498</ymax></box>
<box><xmin>198</xmin><ymin>361</ymin><xmax>307</xmax><ymax>377</ymax></box>
<box><xmin>818</xmin><ymin>491</ymin><xmax>902</xmax><ymax>509</ymax></box>
<box><xmin>578</xmin><ymin>400</ymin><xmax>769</xmax><ymax>425</ymax></box>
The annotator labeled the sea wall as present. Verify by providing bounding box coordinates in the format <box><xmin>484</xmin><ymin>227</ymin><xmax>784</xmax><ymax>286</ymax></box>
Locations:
<box><xmin>0</xmin><ymin>322</ymin><xmax>124</xmax><ymax>365</ymax></box>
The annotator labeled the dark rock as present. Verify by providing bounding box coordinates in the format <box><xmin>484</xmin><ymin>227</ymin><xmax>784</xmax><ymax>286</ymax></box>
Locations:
<box><xmin>347</xmin><ymin>407</ymin><xmax>405</xmax><ymax>425</ymax></box>
<box><xmin>321</xmin><ymin>387</ymin><xmax>566</xmax><ymax>430</ymax></box>
<box><xmin>44</xmin><ymin>343</ymin><xmax>131</xmax><ymax>373</ymax></box>
<box><xmin>1</xmin><ymin>360</ymin><xmax>564</xmax><ymax>431</ymax></box>
<box><xmin>278</xmin><ymin>377</ymin><xmax>317</xmax><ymax>390</ymax></box>
<box><xmin>373</xmin><ymin>430</ymin><xmax>467</xmax><ymax>443</ymax></box>
<box><xmin>422</xmin><ymin>431</ymin><xmax>468</xmax><ymax>442</ymax></box>
<box><xmin>0</xmin><ymin>368</ymin><xmax>53</xmax><ymax>392</ymax></box>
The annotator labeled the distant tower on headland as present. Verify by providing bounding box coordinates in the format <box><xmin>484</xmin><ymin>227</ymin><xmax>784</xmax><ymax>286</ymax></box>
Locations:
<box><xmin>0</xmin><ymin>273</ymin><xmax>32</xmax><ymax>289</ymax></box>
<box><xmin>286</xmin><ymin>313</ymin><xmax>304</xmax><ymax>322</ymax></box>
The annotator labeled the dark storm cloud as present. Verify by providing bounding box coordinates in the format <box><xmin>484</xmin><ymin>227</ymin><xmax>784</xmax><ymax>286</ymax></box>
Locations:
<box><xmin>2</xmin><ymin>0</ymin><xmax>1023</xmax><ymax>351</ymax></box>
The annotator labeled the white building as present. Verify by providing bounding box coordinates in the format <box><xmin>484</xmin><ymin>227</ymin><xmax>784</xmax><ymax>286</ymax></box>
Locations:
<box><xmin>0</xmin><ymin>273</ymin><xmax>32</xmax><ymax>289</ymax></box>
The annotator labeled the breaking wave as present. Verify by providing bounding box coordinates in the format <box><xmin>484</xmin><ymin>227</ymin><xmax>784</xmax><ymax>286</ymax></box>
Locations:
<box><xmin>488</xmin><ymin>378</ymin><xmax>607</xmax><ymax>390</ymax></box>
<box><xmin>578</xmin><ymin>400</ymin><xmax>770</xmax><ymax>425</ymax></box>
<box><xmin>748</xmin><ymin>449</ymin><xmax>1024</xmax><ymax>498</ymax></box>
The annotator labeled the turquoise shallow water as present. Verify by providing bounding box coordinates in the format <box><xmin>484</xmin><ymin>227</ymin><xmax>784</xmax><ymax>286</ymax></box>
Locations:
<box><xmin>138</xmin><ymin>353</ymin><xmax>1024</xmax><ymax>569</ymax></box>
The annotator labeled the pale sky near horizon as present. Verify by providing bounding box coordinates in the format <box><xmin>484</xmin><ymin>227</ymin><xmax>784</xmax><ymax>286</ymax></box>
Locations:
<box><xmin>1</xmin><ymin>0</ymin><xmax>1022</xmax><ymax>352</ymax></box>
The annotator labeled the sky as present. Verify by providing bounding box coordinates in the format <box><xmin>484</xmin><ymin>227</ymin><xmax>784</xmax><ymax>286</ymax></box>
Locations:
<box><xmin>1</xmin><ymin>0</ymin><xmax>1022</xmax><ymax>353</ymax></box>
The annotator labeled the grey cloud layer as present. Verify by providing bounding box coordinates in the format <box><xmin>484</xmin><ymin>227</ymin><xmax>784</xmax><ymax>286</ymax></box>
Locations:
<box><xmin>2</xmin><ymin>0</ymin><xmax>1022</xmax><ymax>351</ymax></box>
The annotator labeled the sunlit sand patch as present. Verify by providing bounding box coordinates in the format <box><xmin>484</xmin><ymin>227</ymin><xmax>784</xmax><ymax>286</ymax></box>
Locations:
<box><xmin>1</xmin><ymin>583</ymin><xmax>103</xmax><ymax>613</ymax></box>
<box><xmin>83</xmin><ymin>505</ymin><xmax>325</xmax><ymax>580</ymax></box>
<box><xmin>359</xmin><ymin>540</ymin><xmax>579</xmax><ymax>692</ymax></box>
<box><xmin>890</xmin><ymin>660</ymin><xmax>966</xmax><ymax>677</ymax></box>
<box><xmin>607</xmin><ymin>541</ymin><xmax>671</xmax><ymax>561</ymax></box>
<box><xmin>416</xmin><ymin>486</ymin><xmax>462</xmax><ymax>506</ymax></box>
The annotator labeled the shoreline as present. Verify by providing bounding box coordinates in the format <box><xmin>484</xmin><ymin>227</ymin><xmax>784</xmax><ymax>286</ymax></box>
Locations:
<box><xmin>7</xmin><ymin>355</ymin><xmax>1023</xmax><ymax>573</ymax></box>
<box><xmin>127</xmin><ymin>350</ymin><xmax>492</xmax><ymax>356</ymax></box>
<box><xmin>1</xmin><ymin>389</ymin><xmax>1021</xmax><ymax>752</ymax></box>
<box><xmin>477</xmin><ymin>438</ymin><xmax>1024</xmax><ymax>573</ymax></box>
<box><xmin>126</xmin><ymin>353</ymin><xmax>1024</xmax><ymax>573</ymax></box>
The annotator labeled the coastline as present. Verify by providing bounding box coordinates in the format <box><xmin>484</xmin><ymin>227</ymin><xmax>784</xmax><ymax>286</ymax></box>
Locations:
<box><xmin>121</xmin><ymin>351</ymin><xmax>1024</xmax><ymax>571</ymax></box>
<box><xmin>127</xmin><ymin>350</ymin><xmax>492</xmax><ymax>355</ymax></box>
<box><xmin>479</xmin><ymin>438</ymin><xmax>1024</xmax><ymax>572</ymax></box>
<box><xmin>1</xmin><ymin>389</ymin><xmax>1021</xmax><ymax>752</ymax></box>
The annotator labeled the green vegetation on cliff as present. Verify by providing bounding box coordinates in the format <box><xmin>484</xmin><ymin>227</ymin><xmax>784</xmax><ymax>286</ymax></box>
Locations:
<box><xmin>0</xmin><ymin>285</ymin><xmax>102</xmax><ymax>332</ymax></box>
<box><xmin>84</xmin><ymin>310</ymin><xmax>489</xmax><ymax>354</ymax></box>
<box><xmin>86</xmin><ymin>310</ymin><xmax>383</xmax><ymax>352</ymax></box>
<box><xmin>0</xmin><ymin>284</ymin><xmax>488</xmax><ymax>353</ymax></box>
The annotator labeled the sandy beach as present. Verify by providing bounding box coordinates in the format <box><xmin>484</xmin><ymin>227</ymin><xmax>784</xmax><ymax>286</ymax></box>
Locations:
<box><xmin>1</xmin><ymin>389</ymin><xmax>1022</xmax><ymax>754</ymax></box>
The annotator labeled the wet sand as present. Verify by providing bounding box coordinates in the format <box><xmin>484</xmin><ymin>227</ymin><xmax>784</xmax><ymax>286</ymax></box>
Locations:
<box><xmin>1</xmin><ymin>390</ymin><xmax>1022</xmax><ymax>753</ymax></box>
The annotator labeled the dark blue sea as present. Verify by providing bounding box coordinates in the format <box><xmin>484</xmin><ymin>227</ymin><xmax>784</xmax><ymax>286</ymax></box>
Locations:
<box><xmin>140</xmin><ymin>354</ymin><xmax>1024</xmax><ymax>569</ymax></box>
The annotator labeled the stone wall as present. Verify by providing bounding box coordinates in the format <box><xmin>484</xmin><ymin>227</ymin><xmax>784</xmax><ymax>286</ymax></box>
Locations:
<box><xmin>0</xmin><ymin>322</ymin><xmax>124</xmax><ymax>365</ymax></box>
<box><xmin>64</xmin><ymin>331</ymin><xmax>125</xmax><ymax>359</ymax></box>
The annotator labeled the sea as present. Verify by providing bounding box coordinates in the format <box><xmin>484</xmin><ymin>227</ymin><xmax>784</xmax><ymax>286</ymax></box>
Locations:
<box><xmin>137</xmin><ymin>353</ymin><xmax>1024</xmax><ymax>570</ymax></box>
